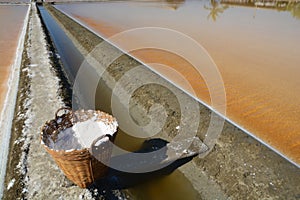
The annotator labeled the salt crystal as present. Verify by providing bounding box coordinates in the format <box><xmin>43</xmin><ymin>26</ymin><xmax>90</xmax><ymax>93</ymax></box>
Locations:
<box><xmin>47</xmin><ymin>117</ymin><xmax>118</xmax><ymax>151</ymax></box>
<box><xmin>7</xmin><ymin>179</ymin><xmax>15</xmax><ymax>190</ymax></box>
<box><xmin>73</xmin><ymin>119</ymin><xmax>116</xmax><ymax>148</ymax></box>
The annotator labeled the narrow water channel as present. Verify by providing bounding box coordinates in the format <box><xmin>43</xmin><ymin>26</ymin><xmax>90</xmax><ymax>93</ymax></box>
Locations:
<box><xmin>37</xmin><ymin>5</ymin><xmax>201</xmax><ymax>199</ymax></box>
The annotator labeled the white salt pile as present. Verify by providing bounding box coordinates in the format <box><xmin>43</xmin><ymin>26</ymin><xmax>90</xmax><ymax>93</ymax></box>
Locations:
<box><xmin>48</xmin><ymin>117</ymin><xmax>118</xmax><ymax>151</ymax></box>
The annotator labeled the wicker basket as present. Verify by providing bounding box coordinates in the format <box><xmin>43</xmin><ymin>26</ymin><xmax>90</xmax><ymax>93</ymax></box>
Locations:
<box><xmin>41</xmin><ymin>108</ymin><xmax>118</xmax><ymax>188</ymax></box>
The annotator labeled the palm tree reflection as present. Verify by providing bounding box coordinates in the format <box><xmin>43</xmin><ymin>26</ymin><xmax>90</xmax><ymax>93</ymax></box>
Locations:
<box><xmin>286</xmin><ymin>1</ymin><xmax>300</xmax><ymax>19</ymax></box>
<box><xmin>164</xmin><ymin>0</ymin><xmax>185</xmax><ymax>10</ymax></box>
<box><xmin>204</xmin><ymin>0</ymin><xmax>229</xmax><ymax>22</ymax></box>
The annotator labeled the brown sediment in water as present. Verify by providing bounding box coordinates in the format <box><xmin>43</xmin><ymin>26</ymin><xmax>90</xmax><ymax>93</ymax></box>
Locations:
<box><xmin>0</xmin><ymin>5</ymin><xmax>29</xmax><ymax>119</ymax></box>
<box><xmin>55</xmin><ymin>2</ymin><xmax>300</xmax><ymax>164</ymax></box>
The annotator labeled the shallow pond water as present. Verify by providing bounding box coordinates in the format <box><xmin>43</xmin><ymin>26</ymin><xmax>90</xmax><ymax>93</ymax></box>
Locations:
<box><xmin>54</xmin><ymin>0</ymin><xmax>300</xmax><ymax>165</ymax></box>
<box><xmin>0</xmin><ymin>5</ymin><xmax>28</xmax><ymax>120</ymax></box>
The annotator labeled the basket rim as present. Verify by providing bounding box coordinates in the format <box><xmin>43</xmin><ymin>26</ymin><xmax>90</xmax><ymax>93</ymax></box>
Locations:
<box><xmin>40</xmin><ymin>108</ymin><xmax>118</xmax><ymax>153</ymax></box>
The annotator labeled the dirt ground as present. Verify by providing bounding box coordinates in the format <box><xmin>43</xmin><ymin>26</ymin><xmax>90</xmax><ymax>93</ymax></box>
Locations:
<box><xmin>2</xmin><ymin>2</ymin><xmax>300</xmax><ymax>200</ymax></box>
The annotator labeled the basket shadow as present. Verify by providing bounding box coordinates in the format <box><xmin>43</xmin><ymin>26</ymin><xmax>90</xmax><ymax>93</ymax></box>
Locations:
<box><xmin>87</xmin><ymin>138</ymin><xmax>197</xmax><ymax>199</ymax></box>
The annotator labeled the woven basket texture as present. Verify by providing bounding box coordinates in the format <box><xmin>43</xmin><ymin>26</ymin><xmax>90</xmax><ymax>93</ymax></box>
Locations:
<box><xmin>41</xmin><ymin>108</ymin><xmax>117</xmax><ymax>188</ymax></box>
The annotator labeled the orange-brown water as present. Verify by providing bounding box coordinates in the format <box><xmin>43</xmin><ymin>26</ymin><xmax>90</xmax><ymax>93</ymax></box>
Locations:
<box><xmin>0</xmin><ymin>5</ymin><xmax>28</xmax><ymax>117</ymax></box>
<box><xmin>55</xmin><ymin>1</ymin><xmax>300</xmax><ymax>165</ymax></box>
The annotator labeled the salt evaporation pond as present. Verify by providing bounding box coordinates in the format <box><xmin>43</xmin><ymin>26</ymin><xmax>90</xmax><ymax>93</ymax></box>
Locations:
<box><xmin>54</xmin><ymin>1</ymin><xmax>300</xmax><ymax>165</ymax></box>
<box><xmin>0</xmin><ymin>5</ymin><xmax>29</xmax><ymax>120</ymax></box>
